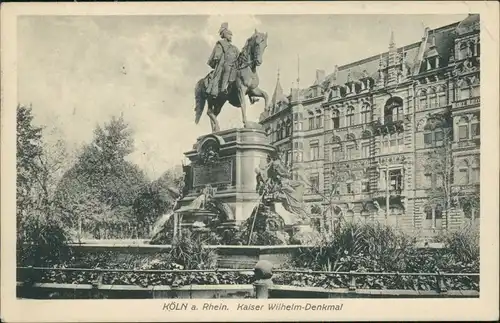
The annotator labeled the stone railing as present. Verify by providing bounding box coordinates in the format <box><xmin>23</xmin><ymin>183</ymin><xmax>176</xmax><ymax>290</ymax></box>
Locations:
<box><xmin>453</xmin><ymin>138</ymin><xmax>480</xmax><ymax>149</ymax></box>
<box><xmin>453</xmin><ymin>97</ymin><xmax>480</xmax><ymax>110</ymax></box>
<box><xmin>17</xmin><ymin>261</ymin><xmax>479</xmax><ymax>299</ymax></box>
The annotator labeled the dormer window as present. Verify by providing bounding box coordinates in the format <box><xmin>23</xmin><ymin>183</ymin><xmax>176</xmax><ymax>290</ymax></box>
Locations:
<box><xmin>339</xmin><ymin>86</ymin><xmax>347</xmax><ymax>97</ymax></box>
<box><xmin>426</xmin><ymin>57</ymin><xmax>438</xmax><ymax>70</ymax></box>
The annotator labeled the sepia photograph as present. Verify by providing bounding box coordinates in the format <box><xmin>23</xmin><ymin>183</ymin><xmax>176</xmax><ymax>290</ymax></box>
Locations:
<box><xmin>1</xmin><ymin>1</ymin><xmax>499</xmax><ymax>322</ymax></box>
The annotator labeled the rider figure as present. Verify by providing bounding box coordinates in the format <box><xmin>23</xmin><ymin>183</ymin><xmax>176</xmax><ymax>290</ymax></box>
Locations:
<box><xmin>207</xmin><ymin>23</ymin><xmax>239</xmax><ymax>98</ymax></box>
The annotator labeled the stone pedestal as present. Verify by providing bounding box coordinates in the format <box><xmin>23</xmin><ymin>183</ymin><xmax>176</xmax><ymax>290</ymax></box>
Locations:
<box><xmin>179</xmin><ymin>128</ymin><xmax>275</xmax><ymax>227</ymax></box>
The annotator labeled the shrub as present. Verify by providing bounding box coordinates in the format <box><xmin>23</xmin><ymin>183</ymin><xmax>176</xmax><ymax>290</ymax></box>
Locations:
<box><xmin>439</xmin><ymin>226</ymin><xmax>479</xmax><ymax>264</ymax></box>
<box><xmin>17</xmin><ymin>210</ymin><xmax>72</xmax><ymax>267</ymax></box>
<box><xmin>167</xmin><ymin>230</ymin><xmax>218</xmax><ymax>269</ymax></box>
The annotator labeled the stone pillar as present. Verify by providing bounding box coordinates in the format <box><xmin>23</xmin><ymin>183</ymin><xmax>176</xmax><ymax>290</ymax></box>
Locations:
<box><xmin>253</xmin><ymin>260</ymin><xmax>273</xmax><ymax>299</ymax></box>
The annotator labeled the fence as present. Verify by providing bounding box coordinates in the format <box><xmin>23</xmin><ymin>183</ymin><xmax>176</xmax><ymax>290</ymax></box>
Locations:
<box><xmin>16</xmin><ymin>262</ymin><xmax>479</xmax><ymax>299</ymax></box>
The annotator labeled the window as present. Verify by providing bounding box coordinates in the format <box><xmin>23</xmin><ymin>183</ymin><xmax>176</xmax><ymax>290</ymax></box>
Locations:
<box><xmin>346</xmin><ymin>182</ymin><xmax>353</xmax><ymax>194</ymax></box>
<box><xmin>361</xmin><ymin>181</ymin><xmax>370</xmax><ymax>193</ymax></box>
<box><xmin>308</xmin><ymin>117</ymin><xmax>315</xmax><ymax>130</ymax></box>
<box><xmin>425</xmin><ymin>205</ymin><xmax>433</xmax><ymax>220</ymax></box>
<box><xmin>331</xmin><ymin>110</ymin><xmax>340</xmax><ymax>129</ymax></box>
<box><xmin>384</xmin><ymin>98</ymin><xmax>404</xmax><ymax>122</ymax></box>
<box><xmin>309</xmin><ymin>142</ymin><xmax>320</xmax><ymax>161</ymax></box>
<box><xmin>458</xmin><ymin>167</ymin><xmax>469</xmax><ymax>185</ymax></box>
<box><xmin>294</xmin><ymin>150</ymin><xmax>303</xmax><ymax>162</ymax></box>
<box><xmin>434</xmin><ymin>129</ymin><xmax>444</xmax><ymax>146</ymax></box>
<box><xmin>294</xmin><ymin>121</ymin><xmax>298</xmax><ymax>131</ymax></box>
<box><xmin>276</xmin><ymin>124</ymin><xmax>282</xmax><ymax>140</ymax></box>
<box><xmin>309</xmin><ymin>174</ymin><xmax>319</xmax><ymax>193</ymax></box>
<box><xmin>424</xmin><ymin>132</ymin><xmax>433</xmax><ymax>145</ymax></box>
<box><xmin>471</xmin><ymin>117</ymin><xmax>480</xmax><ymax>137</ymax></box>
<box><xmin>425</xmin><ymin>205</ymin><xmax>443</xmax><ymax>219</ymax></box>
<box><xmin>346</xmin><ymin>107</ymin><xmax>355</xmax><ymax>126</ymax></box>
<box><xmin>361</xmin><ymin>143</ymin><xmax>370</xmax><ymax>158</ymax></box>
<box><xmin>458</xmin><ymin>124</ymin><xmax>469</xmax><ymax>140</ymax></box>
<box><xmin>286</xmin><ymin>150</ymin><xmax>292</xmax><ymax>165</ymax></box>
<box><xmin>429</xmin><ymin>94</ymin><xmax>437</xmax><ymax>109</ymax></box>
<box><xmin>281</xmin><ymin>124</ymin><xmax>286</xmax><ymax>139</ymax></box>
<box><xmin>419</xmin><ymin>95</ymin><xmax>427</xmax><ymax>111</ymax></box>
<box><xmin>345</xmin><ymin>145</ymin><xmax>354</xmax><ymax>160</ymax></box>
<box><xmin>434</xmin><ymin>205</ymin><xmax>443</xmax><ymax>219</ymax></box>
<box><xmin>471</xmin><ymin>165</ymin><xmax>480</xmax><ymax>183</ymax></box>
<box><xmin>459</xmin><ymin>86</ymin><xmax>470</xmax><ymax>100</ymax></box>
<box><xmin>361</xmin><ymin>103</ymin><xmax>371</xmax><ymax>124</ymax></box>
<box><xmin>425</xmin><ymin>205</ymin><xmax>443</xmax><ymax>229</ymax></box>
<box><xmin>298</xmin><ymin>122</ymin><xmax>303</xmax><ymax>131</ymax></box>
<box><xmin>424</xmin><ymin>173</ymin><xmax>437</xmax><ymax>189</ymax></box>
<box><xmin>438</xmin><ymin>93</ymin><xmax>447</xmax><ymax>107</ymax></box>
<box><xmin>389</xmin><ymin>169</ymin><xmax>403</xmax><ymax>191</ymax></box>
<box><xmin>331</xmin><ymin>147</ymin><xmax>341</xmax><ymax>161</ymax></box>
<box><xmin>285</xmin><ymin>120</ymin><xmax>292</xmax><ymax>137</ymax></box>
<box><xmin>424</xmin><ymin>128</ymin><xmax>447</xmax><ymax>147</ymax></box>
<box><xmin>361</xmin><ymin>110</ymin><xmax>371</xmax><ymax>123</ymax></box>
<box><xmin>382</xmin><ymin>137</ymin><xmax>390</xmax><ymax>153</ymax></box>
<box><xmin>316</xmin><ymin>116</ymin><xmax>322</xmax><ymax>129</ymax></box>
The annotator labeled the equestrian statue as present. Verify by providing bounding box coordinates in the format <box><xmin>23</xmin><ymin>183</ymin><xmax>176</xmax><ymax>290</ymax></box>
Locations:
<box><xmin>194</xmin><ymin>23</ymin><xmax>269</xmax><ymax>132</ymax></box>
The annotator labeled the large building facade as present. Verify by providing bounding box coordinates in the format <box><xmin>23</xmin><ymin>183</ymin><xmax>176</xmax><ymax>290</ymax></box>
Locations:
<box><xmin>259</xmin><ymin>15</ymin><xmax>480</xmax><ymax>239</ymax></box>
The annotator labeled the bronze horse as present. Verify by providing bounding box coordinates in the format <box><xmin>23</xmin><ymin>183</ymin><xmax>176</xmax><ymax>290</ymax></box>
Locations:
<box><xmin>194</xmin><ymin>30</ymin><xmax>269</xmax><ymax>132</ymax></box>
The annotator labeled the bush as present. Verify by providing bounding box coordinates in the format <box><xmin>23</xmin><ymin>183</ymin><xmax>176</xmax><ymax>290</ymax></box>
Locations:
<box><xmin>167</xmin><ymin>230</ymin><xmax>217</xmax><ymax>269</ymax></box>
<box><xmin>17</xmin><ymin>210</ymin><xmax>72</xmax><ymax>267</ymax></box>
<box><xmin>439</xmin><ymin>226</ymin><xmax>479</xmax><ymax>264</ymax></box>
<box><xmin>284</xmin><ymin>221</ymin><xmax>479</xmax><ymax>291</ymax></box>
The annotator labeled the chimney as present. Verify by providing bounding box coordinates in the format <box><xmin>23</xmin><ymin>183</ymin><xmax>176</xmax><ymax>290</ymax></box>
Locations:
<box><xmin>333</xmin><ymin>65</ymin><xmax>339</xmax><ymax>79</ymax></box>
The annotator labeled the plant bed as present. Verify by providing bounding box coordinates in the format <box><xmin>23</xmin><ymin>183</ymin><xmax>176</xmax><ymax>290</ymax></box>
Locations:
<box><xmin>272</xmin><ymin>271</ymin><xmax>479</xmax><ymax>292</ymax></box>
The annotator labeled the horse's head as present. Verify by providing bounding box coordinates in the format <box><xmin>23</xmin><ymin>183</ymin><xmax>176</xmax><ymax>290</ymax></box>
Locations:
<box><xmin>249</xmin><ymin>29</ymin><xmax>268</xmax><ymax>66</ymax></box>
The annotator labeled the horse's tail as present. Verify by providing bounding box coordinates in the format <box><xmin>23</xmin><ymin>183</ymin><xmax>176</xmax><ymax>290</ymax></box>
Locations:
<box><xmin>194</xmin><ymin>78</ymin><xmax>206</xmax><ymax>124</ymax></box>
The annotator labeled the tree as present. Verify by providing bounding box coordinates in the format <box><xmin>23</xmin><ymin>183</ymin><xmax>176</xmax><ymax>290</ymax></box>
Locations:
<box><xmin>419</xmin><ymin>110</ymin><xmax>479</xmax><ymax>231</ymax></box>
<box><xmin>17</xmin><ymin>105</ymin><xmax>45</xmax><ymax>217</ymax></box>
<box><xmin>53</xmin><ymin>115</ymin><xmax>148</xmax><ymax>239</ymax></box>
<box><xmin>16</xmin><ymin>105</ymin><xmax>70</xmax><ymax>265</ymax></box>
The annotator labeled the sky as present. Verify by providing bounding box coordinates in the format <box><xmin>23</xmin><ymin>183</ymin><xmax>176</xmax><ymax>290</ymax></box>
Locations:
<box><xmin>18</xmin><ymin>14</ymin><xmax>467</xmax><ymax>179</ymax></box>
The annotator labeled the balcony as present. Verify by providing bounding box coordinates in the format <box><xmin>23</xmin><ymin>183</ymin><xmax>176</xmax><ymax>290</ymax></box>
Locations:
<box><xmin>453</xmin><ymin>138</ymin><xmax>480</xmax><ymax>150</ymax></box>
<box><xmin>452</xmin><ymin>183</ymin><xmax>479</xmax><ymax>195</ymax></box>
<box><xmin>372</xmin><ymin>116</ymin><xmax>405</xmax><ymax>135</ymax></box>
<box><xmin>329</xmin><ymin>193</ymin><xmax>372</xmax><ymax>203</ymax></box>
<box><xmin>452</xmin><ymin>97</ymin><xmax>480</xmax><ymax>110</ymax></box>
<box><xmin>373</xmin><ymin>187</ymin><xmax>405</xmax><ymax>197</ymax></box>
<box><xmin>371</xmin><ymin>188</ymin><xmax>405</xmax><ymax>206</ymax></box>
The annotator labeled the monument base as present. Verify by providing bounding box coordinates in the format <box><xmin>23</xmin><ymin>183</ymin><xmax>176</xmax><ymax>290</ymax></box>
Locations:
<box><xmin>179</xmin><ymin>127</ymin><xmax>275</xmax><ymax>229</ymax></box>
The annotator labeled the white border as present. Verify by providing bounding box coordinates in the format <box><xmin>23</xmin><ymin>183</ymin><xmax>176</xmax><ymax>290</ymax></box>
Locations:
<box><xmin>1</xmin><ymin>1</ymin><xmax>499</xmax><ymax>322</ymax></box>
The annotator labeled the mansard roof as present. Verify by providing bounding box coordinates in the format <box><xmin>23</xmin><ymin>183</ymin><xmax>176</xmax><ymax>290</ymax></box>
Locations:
<box><xmin>456</xmin><ymin>14</ymin><xmax>480</xmax><ymax>36</ymax></box>
<box><xmin>295</xmin><ymin>19</ymin><xmax>465</xmax><ymax>96</ymax></box>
